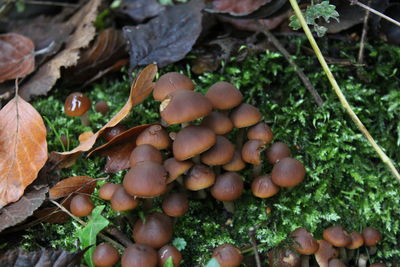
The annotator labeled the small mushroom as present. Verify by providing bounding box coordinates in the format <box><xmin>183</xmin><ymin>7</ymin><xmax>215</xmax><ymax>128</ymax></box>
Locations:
<box><xmin>201</xmin><ymin>111</ymin><xmax>234</xmax><ymax>135</ymax></box>
<box><xmin>241</xmin><ymin>139</ymin><xmax>264</xmax><ymax>177</ymax></box>
<box><xmin>122</xmin><ymin>244</ymin><xmax>158</xmax><ymax>267</ymax></box>
<box><xmin>92</xmin><ymin>243</ymin><xmax>120</xmax><ymax>267</ymax></box>
<box><xmin>323</xmin><ymin>226</ymin><xmax>351</xmax><ymax>248</ymax></box>
<box><xmin>163</xmin><ymin>157</ymin><xmax>193</xmax><ymax>183</ymax></box>
<box><xmin>315</xmin><ymin>240</ymin><xmax>338</xmax><ymax>267</ymax></box>
<box><xmin>99</xmin><ymin>183</ymin><xmax>121</xmax><ymax>200</ymax></box>
<box><xmin>205</xmin><ymin>81</ymin><xmax>243</xmax><ymax>110</ymax></box>
<box><xmin>136</xmin><ymin>125</ymin><xmax>171</xmax><ymax>150</ymax></box>
<box><xmin>162</xmin><ymin>192</ymin><xmax>189</xmax><ymax>217</ymax></box>
<box><xmin>129</xmin><ymin>144</ymin><xmax>163</xmax><ymax>167</ymax></box>
<box><xmin>201</xmin><ymin>135</ymin><xmax>235</xmax><ymax>166</ymax></box>
<box><xmin>211</xmin><ymin>172</ymin><xmax>243</xmax><ymax>202</ymax></box>
<box><xmin>362</xmin><ymin>227</ymin><xmax>381</xmax><ymax>246</ymax></box>
<box><xmin>222</xmin><ymin>150</ymin><xmax>246</xmax><ymax>172</ymax></box>
<box><xmin>212</xmin><ymin>243</ymin><xmax>243</xmax><ymax>267</ymax></box>
<box><xmin>158</xmin><ymin>245</ymin><xmax>182</xmax><ymax>267</ymax></box>
<box><xmin>102</xmin><ymin>124</ymin><xmax>127</xmax><ymax>141</ymax></box>
<box><xmin>247</xmin><ymin>122</ymin><xmax>273</xmax><ymax>145</ymax></box>
<box><xmin>291</xmin><ymin>227</ymin><xmax>319</xmax><ymax>267</ymax></box>
<box><xmin>229</xmin><ymin>103</ymin><xmax>261</xmax><ymax>128</ymax></box>
<box><xmin>95</xmin><ymin>100</ymin><xmax>109</xmax><ymax>115</ymax></box>
<box><xmin>251</xmin><ymin>175</ymin><xmax>280</xmax><ymax>198</ymax></box>
<box><xmin>64</xmin><ymin>92</ymin><xmax>91</xmax><ymax>126</ymax></box>
<box><xmin>153</xmin><ymin>72</ymin><xmax>195</xmax><ymax>101</ymax></box>
<box><xmin>271</xmin><ymin>157</ymin><xmax>305</xmax><ymax>187</ymax></box>
<box><xmin>346</xmin><ymin>232</ymin><xmax>364</xmax><ymax>249</ymax></box>
<box><xmin>184</xmin><ymin>164</ymin><xmax>216</xmax><ymax>191</ymax></box>
<box><xmin>69</xmin><ymin>194</ymin><xmax>94</xmax><ymax>217</ymax></box>
<box><xmin>110</xmin><ymin>186</ymin><xmax>139</xmax><ymax>212</ymax></box>
<box><xmin>266</xmin><ymin>142</ymin><xmax>291</xmax><ymax>164</ymax></box>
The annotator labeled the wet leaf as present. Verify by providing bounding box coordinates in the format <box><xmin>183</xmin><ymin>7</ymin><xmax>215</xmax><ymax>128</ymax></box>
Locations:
<box><xmin>49</xmin><ymin>176</ymin><xmax>97</xmax><ymax>199</ymax></box>
<box><xmin>51</xmin><ymin>64</ymin><xmax>157</xmax><ymax>168</ymax></box>
<box><xmin>0</xmin><ymin>94</ymin><xmax>47</xmax><ymax>208</ymax></box>
<box><xmin>123</xmin><ymin>0</ymin><xmax>204</xmax><ymax>68</ymax></box>
<box><xmin>0</xmin><ymin>248</ymin><xmax>86</xmax><ymax>267</ymax></box>
<box><xmin>0</xmin><ymin>33</ymin><xmax>35</xmax><ymax>83</ymax></box>
<box><xmin>117</xmin><ymin>0</ymin><xmax>165</xmax><ymax>23</ymax></box>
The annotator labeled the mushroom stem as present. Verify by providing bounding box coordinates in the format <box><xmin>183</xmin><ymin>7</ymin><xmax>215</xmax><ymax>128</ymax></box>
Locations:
<box><xmin>339</xmin><ymin>247</ymin><xmax>348</xmax><ymax>263</ymax></box>
<box><xmin>358</xmin><ymin>254</ymin><xmax>368</xmax><ymax>267</ymax></box>
<box><xmin>348</xmin><ymin>249</ymin><xmax>355</xmax><ymax>262</ymax></box>
<box><xmin>80</xmin><ymin>112</ymin><xmax>90</xmax><ymax>126</ymax></box>
<box><xmin>143</xmin><ymin>198</ymin><xmax>154</xmax><ymax>211</ymax></box>
<box><xmin>301</xmin><ymin>255</ymin><xmax>310</xmax><ymax>267</ymax></box>
<box><xmin>222</xmin><ymin>201</ymin><xmax>235</xmax><ymax>213</ymax></box>
<box><xmin>252</xmin><ymin>164</ymin><xmax>262</xmax><ymax>178</ymax></box>
<box><xmin>192</xmin><ymin>155</ymin><xmax>201</xmax><ymax>164</ymax></box>
<box><xmin>236</xmin><ymin>128</ymin><xmax>245</xmax><ymax>150</ymax></box>
<box><xmin>196</xmin><ymin>189</ymin><xmax>207</xmax><ymax>199</ymax></box>
<box><xmin>368</xmin><ymin>245</ymin><xmax>377</xmax><ymax>255</ymax></box>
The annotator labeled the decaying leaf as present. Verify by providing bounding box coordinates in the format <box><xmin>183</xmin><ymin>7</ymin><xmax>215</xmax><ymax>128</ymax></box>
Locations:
<box><xmin>123</xmin><ymin>0</ymin><xmax>204</xmax><ymax>68</ymax></box>
<box><xmin>209</xmin><ymin>0</ymin><xmax>271</xmax><ymax>16</ymax></box>
<box><xmin>49</xmin><ymin>176</ymin><xmax>97</xmax><ymax>199</ymax></box>
<box><xmin>33</xmin><ymin>207</ymin><xmax>70</xmax><ymax>224</ymax></box>
<box><xmin>51</xmin><ymin>64</ymin><xmax>157</xmax><ymax>168</ymax></box>
<box><xmin>19</xmin><ymin>0</ymin><xmax>101</xmax><ymax>101</ymax></box>
<box><xmin>0</xmin><ymin>94</ymin><xmax>47</xmax><ymax>208</ymax></box>
<box><xmin>0</xmin><ymin>33</ymin><xmax>35</xmax><ymax>83</ymax></box>
<box><xmin>117</xmin><ymin>0</ymin><xmax>165</xmax><ymax>23</ymax></box>
<box><xmin>0</xmin><ymin>248</ymin><xmax>86</xmax><ymax>267</ymax></box>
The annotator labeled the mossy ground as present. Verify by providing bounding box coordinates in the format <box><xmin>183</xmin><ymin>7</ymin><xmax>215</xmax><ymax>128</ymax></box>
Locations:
<box><xmin>17</xmin><ymin>37</ymin><xmax>400</xmax><ymax>266</ymax></box>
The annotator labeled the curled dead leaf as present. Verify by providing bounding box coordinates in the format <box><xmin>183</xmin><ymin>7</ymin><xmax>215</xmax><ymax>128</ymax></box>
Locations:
<box><xmin>49</xmin><ymin>176</ymin><xmax>97</xmax><ymax>199</ymax></box>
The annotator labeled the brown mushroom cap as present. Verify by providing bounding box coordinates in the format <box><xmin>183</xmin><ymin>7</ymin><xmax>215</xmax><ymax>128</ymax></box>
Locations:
<box><xmin>362</xmin><ymin>227</ymin><xmax>382</xmax><ymax>246</ymax></box>
<box><xmin>267</xmin><ymin>248</ymin><xmax>301</xmax><ymax>267</ymax></box>
<box><xmin>291</xmin><ymin>227</ymin><xmax>319</xmax><ymax>255</ymax></box>
<box><xmin>201</xmin><ymin>111</ymin><xmax>234</xmax><ymax>135</ymax></box>
<box><xmin>95</xmin><ymin>100</ymin><xmax>109</xmax><ymax>115</ymax></box>
<box><xmin>346</xmin><ymin>232</ymin><xmax>364</xmax><ymax>249</ymax></box>
<box><xmin>241</xmin><ymin>139</ymin><xmax>264</xmax><ymax>165</ymax></box>
<box><xmin>158</xmin><ymin>245</ymin><xmax>182</xmax><ymax>267</ymax></box>
<box><xmin>136</xmin><ymin>125</ymin><xmax>171</xmax><ymax>150</ymax></box>
<box><xmin>230</xmin><ymin>103</ymin><xmax>261</xmax><ymax>128</ymax></box>
<box><xmin>129</xmin><ymin>144</ymin><xmax>163</xmax><ymax>167</ymax></box>
<box><xmin>123</xmin><ymin>161</ymin><xmax>167</xmax><ymax>198</ymax></box>
<box><xmin>92</xmin><ymin>243</ymin><xmax>120</xmax><ymax>267</ymax></box>
<box><xmin>99</xmin><ymin>183</ymin><xmax>120</xmax><ymax>200</ymax></box>
<box><xmin>251</xmin><ymin>175</ymin><xmax>280</xmax><ymax>199</ymax></box>
<box><xmin>70</xmin><ymin>194</ymin><xmax>94</xmax><ymax>217</ymax></box>
<box><xmin>328</xmin><ymin>259</ymin><xmax>346</xmax><ymax>267</ymax></box>
<box><xmin>64</xmin><ymin>92</ymin><xmax>91</xmax><ymax>117</ymax></box>
<box><xmin>271</xmin><ymin>157</ymin><xmax>306</xmax><ymax>187</ymax></box>
<box><xmin>210</xmin><ymin>172</ymin><xmax>243</xmax><ymax>201</ymax></box>
<box><xmin>370</xmin><ymin>263</ymin><xmax>387</xmax><ymax>267</ymax></box>
<box><xmin>164</xmin><ymin>157</ymin><xmax>193</xmax><ymax>183</ymax></box>
<box><xmin>184</xmin><ymin>164</ymin><xmax>215</xmax><ymax>190</ymax></box>
<box><xmin>153</xmin><ymin>72</ymin><xmax>195</xmax><ymax>101</ymax></box>
<box><xmin>133</xmin><ymin>212</ymin><xmax>173</xmax><ymax>249</ymax></box>
<box><xmin>102</xmin><ymin>124</ymin><xmax>127</xmax><ymax>142</ymax></box>
<box><xmin>162</xmin><ymin>192</ymin><xmax>189</xmax><ymax>217</ymax></box>
<box><xmin>247</xmin><ymin>122</ymin><xmax>273</xmax><ymax>144</ymax></box>
<box><xmin>201</xmin><ymin>136</ymin><xmax>235</xmax><ymax>166</ymax></box>
<box><xmin>173</xmin><ymin>125</ymin><xmax>216</xmax><ymax>161</ymax></box>
<box><xmin>212</xmin><ymin>243</ymin><xmax>243</xmax><ymax>267</ymax></box>
<box><xmin>160</xmin><ymin>90</ymin><xmax>213</xmax><ymax>125</ymax></box>
<box><xmin>323</xmin><ymin>226</ymin><xmax>351</xmax><ymax>247</ymax></box>
<box><xmin>315</xmin><ymin>240</ymin><xmax>338</xmax><ymax>267</ymax></box>
<box><xmin>266</xmin><ymin>142</ymin><xmax>291</xmax><ymax>164</ymax></box>
<box><xmin>122</xmin><ymin>244</ymin><xmax>158</xmax><ymax>267</ymax></box>
<box><xmin>222</xmin><ymin>151</ymin><xmax>246</xmax><ymax>172</ymax></box>
<box><xmin>110</xmin><ymin>187</ymin><xmax>140</xmax><ymax>211</ymax></box>
<box><xmin>206</xmin><ymin>82</ymin><xmax>243</xmax><ymax>110</ymax></box>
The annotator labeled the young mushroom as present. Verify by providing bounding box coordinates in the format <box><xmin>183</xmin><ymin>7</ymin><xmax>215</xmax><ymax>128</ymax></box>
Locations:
<box><xmin>212</xmin><ymin>243</ymin><xmax>243</xmax><ymax>267</ymax></box>
<box><xmin>99</xmin><ymin>183</ymin><xmax>121</xmax><ymax>201</ymax></box>
<box><xmin>201</xmin><ymin>111</ymin><xmax>234</xmax><ymax>135</ymax></box>
<box><xmin>163</xmin><ymin>157</ymin><xmax>193</xmax><ymax>184</ymax></box>
<box><xmin>210</xmin><ymin>172</ymin><xmax>243</xmax><ymax>212</ymax></box>
<box><xmin>271</xmin><ymin>157</ymin><xmax>306</xmax><ymax>187</ymax></box>
<box><xmin>95</xmin><ymin>100</ymin><xmax>109</xmax><ymax>115</ymax></box>
<box><xmin>92</xmin><ymin>243</ymin><xmax>120</xmax><ymax>267</ymax></box>
<box><xmin>110</xmin><ymin>186</ymin><xmax>140</xmax><ymax>212</ymax></box>
<box><xmin>69</xmin><ymin>194</ymin><xmax>94</xmax><ymax>217</ymax></box>
<box><xmin>222</xmin><ymin>151</ymin><xmax>246</xmax><ymax>172</ymax></box>
<box><xmin>158</xmin><ymin>245</ymin><xmax>182</xmax><ymax>267</ymax></box>
<box><xmin>129</xmin><ymin>144</ymin><xmax>163</xmax><ymax>167</ymax></box>
<box><xmin>153</xmin><ymin>72</ymin><xmax>195</xmax><ymax>101</ymax></box>
<box><xmin>122</xmin><ymin>244</ymin><xmax>158</xmax><ymax>267</ymax></box>
<box><xmin>251</xmin><ymin>175</ymin><xmax>280</xmax><ymax>199</ymax></box>
<box><xmin>64</xmin><ymin>92</ymin><xmax>91</xmax><ymax>126</ymax></box>
<box><xmin>205</xmin><ymin>81</ymin><xmax>243</xmax><ymax>110</ymax></box>
<box><xmin>291</xmin><ymin>227</ymin><xmax>319</xmax><ymax>267</ymax></box>
<box><xmin>162</xmin><ymin>192</ymin><xmax>189</xmax><ymax>217</ymax></box>
<box><xmin>266</xmin><ymin>142</ymin><xmax>291</xmax><ymax>164</ymax></box>
<box><xmin>200</xmin><ymin>135</ymin><xmax>235</xmax><ymax>166</ymax></box>
<box><xmin>247</xmin><ymin>122</ymin><xmax>273</xmax><ymax>145</ymax></box>
<box><xmin>136</xmin><ymin>125</ymin><xmax>171</xmax><ymax>150</ymax></box>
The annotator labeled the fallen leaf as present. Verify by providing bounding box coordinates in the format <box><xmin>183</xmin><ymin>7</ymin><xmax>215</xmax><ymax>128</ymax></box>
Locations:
<box><xmin>0</xmin><ymin>93</ymin><xmax>47</xmax><ymax>208</ymax></box>
<box><xmin>49</xmin><ymin>176</ymin><xmax>97</xmax><ymax>199</ymax></box>
<box><xmin>51</xmin><ymin>64</ymin><xmax>157</xmax><ymax>168</ymax></box>
<box><xmin>217</xmin><ymin>11</ymin><xmax>289</xmax><ymax>31</ymax></box>
<box><xmin>0</xmin><ymin>33</ymin><xmax>35</xmax><ymax>83</ymax></box>
<box><xmin>19</xmin><ymin>0</ymin><xmax>101</xmax><ymax>101</ymax></box>
<box><xmin>0</xmin><ymin>248</ymin><xmax>86</xmax><ymax>267</ymax></box>
<box><xmin>209</xmin><ymin>0</ymin><xmax>271</xmax><ymax>15</ymax></box>
<box><xmin>123</xmin><ymin>0</ymin><xmax>204</xmax><ymax>68</ymax></box>
<box><xmin>78</xmin><ymin>132</ymin><xmax>94</xmax><ymax>143</ymax></box>
<box><xmin>117</xmin><ymin>0</ymin><xmax>165</xmax><ymax>23</ymax></box>
<box><xmin>33</xmin><ymin>207</ymin><xmax>70</xmax><ymax>224</ymax></box>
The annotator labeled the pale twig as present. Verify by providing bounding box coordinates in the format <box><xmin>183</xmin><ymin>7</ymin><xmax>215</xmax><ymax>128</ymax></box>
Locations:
<box><xmin>249</xmin><ymin>228</ymin><xmax>262</xmax><ymax>267</ymax></box>
<box><xmin>358</xmin><ymin>0</ymin><xmax>372</xmax><ymax>64</ymax></box>
<box><xmin>289</xmin><ymin>0</ymin><xmax>400</xmax><ymax>181</ymax></box>
<box><xmin>350</xmin><ymin>0</ymin><xmax>400</xmax><ymax>27</ymax></box>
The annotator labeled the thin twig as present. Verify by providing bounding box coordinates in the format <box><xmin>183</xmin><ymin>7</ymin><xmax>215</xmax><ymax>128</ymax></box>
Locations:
<box><xmin>256</xmin><ymin>22</ymin><xmax>324</xmax><ymax>107</ymax></box>
<box><xmin>24</xmin><ymin>0</ymin><xmax>78</xmax><ymax>7</ymax></box>
<box><xmin>249</xmin><ymin>228</ymin><xmax>262</xmax><ymax>267</ymax></box>
<box><xmin>350</xmin><ymin>0</ymin><xmax>400</xmax><ymax>27</ymax></box>
<box><xmin>358</xmin><ymin>0</ymin><xmax>372</xmax><ymax>64</ymax></box>
<box><xmin>106</xmin><ymin>226</ymin><xmax>133</xmax><ymax>247</ymax></box>
<box><xmin>289</xmin><ymin>0</ymin><xmax>400</xmax><ymax>181</ymax></box>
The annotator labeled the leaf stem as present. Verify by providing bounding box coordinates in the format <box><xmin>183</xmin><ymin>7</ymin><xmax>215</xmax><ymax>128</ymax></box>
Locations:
<box><xmin>349</xmin><ymin>0</ymin><xmax>400</xmax><ymax>27</ymax></box>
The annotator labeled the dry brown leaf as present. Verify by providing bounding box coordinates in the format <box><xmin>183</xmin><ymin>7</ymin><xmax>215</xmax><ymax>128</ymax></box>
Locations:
<box><xmin>51</xmin><ymin>64</ymin><xmax>158</xmax><ymax>168</ymax></box>
<box><xmin>0</xmin><ymin>94</ymin><xmax>47</xmax><ymax>208</ymax></box>
<box><xmin>78</xmin><ymin>131</ymin><xmax>94</xmax><ymax>143</ymax></box>
<box><xmin>19</xmin><ymin>0</ymin><xmax>101</xmax><ymax>101</ymax></box>
<box><xmin>210</xmin><ymin>0</ymin><xmax>271</xmax><ymax>15</ymax></box>
<box><xmin>33</xmin><ymin>207</ymin><xmax>70</xmax><ymax>224</ymax></box>
<box><xmin>49</xmin><ymin>176</ymin><xmax>97</xmax><ymax>199</ymax></box>
<box><xmin>0</xmin><ymin>33</ymin><xmax>35</xmax><ymax>83</ymax></box>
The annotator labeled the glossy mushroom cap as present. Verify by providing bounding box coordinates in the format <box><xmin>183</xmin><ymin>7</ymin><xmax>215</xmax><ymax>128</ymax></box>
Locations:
<box><xmin>184</xmin><ymin>164</ymin><xmax>215</xmax><ymax>190</ymax></box>
<box><xmin>136</xmin><ymin>125</ymin><xmax>171</xmax><ymax>150</ymax></box>
<box><xmin>291</xmin><ymin>227</ymin><xmax>319</xmax><ymax>255</ymax></box>
<box><xmin>70</xmin><ymin>194</ymin><xmax>94</xmax><ymax>217</ymax></box>
<box><xmin>222</xmin><ymin>151</ymin><xmax>246</xmax><ymax>172</ymax></box>
<box><xmin>212</xmin><ymin>244</ymin><xmax>243</xmax><ymax>267</ymax></box>
<box><xmin>153</xmin><ymin>72</ymin><xmax>195</xmax><ymax>101</ymax></box>
<box><xmin>162</xmin><ymin>192</ymin><xmax>189</xmax><ymax>217</ymax></box>
<box><xmin>346</xmin><ymin>232</ymin><xmax>364</xmax><ymax>249</ymax></box>
<box><xmin>123</xmin><ymin>161</ymin><xmax>167</xmax><ymax>198</ymax></box>
<box><xmin>315</xmin><ymin>240</ymin><xmax>338</xmax><ymax>267</ymax></box>
<box><xmin>158</xmin><ymin>245</ymin><xmax>182</xmax><ymax>267</ymax></box>
<box><xmin>99</xmin><ymin>183</ymin><xmax>120</xmax><ymax>200</ymax></box>
<box><xmin>201</xmin><ymin>136</ymin><xmax>235</xmax><ymax>166</ymax></box>
<box><xmin>122</xmin><ymin>244</ymin><xmax>158</xmax><ymax>267</ymax></box>
<box><xmin>201</xmin><ymin>111</ymin><xmax>234</xmax><ymax>135</ymax></box>
<box><xmin>211</xmin><ymin>172</ymin><xmax>243</xmax><ymax>201</ymax></box>
<box><xmin>92</xmin><ymin>243</ymin><xmax>120</xmax><ymax>267</ymax></box>
<box><xmin>205</xmin><ymin>82</ymin><xmax>243</xmax><ymax>110</ymax></box>
<box><xmin>160</xmin><ymin>90</ymin><xmax>212</xmax><ymax>125</ymax></box>
<box><xmin>110</xmin><ymin>187</ymin><xmax>139</xmax><ymax>211</ymax></box>
<box><xmin>241</xmin><ymin>139</ymin><xmax>264</xmax><ymax>165</ymax></box>
<box><xmin>267</xmin><ymin>248</ymin><xmax>301</xmax><ymax>267</ymax></box>
<box><xmin>230</xmin><ymin>103</ymin><xmax>261</xmax><ymax>128</ymax></box>
<box><xmin>271</xmin><ymin>157</ymin><xmax>306</xmax><ymax>187</ymax></box>
<box><xmin>266</xmin><ymin>142</ymin><xmax>291</xmax><ymax>164</ymax></box>
<box><xmin>323</xmin><ymin>226</ymin><xmax>351</xmax><ymax>247</ymax></box>
<box><xmin>64</xmin><ymin>92</ymin><xmax>91</xmax><ymax>117</ymax></box>
<box><xmin>247</xmin><ymin>122</ymin><xmax>273</xmax><ymax>144</ymax></box>
<box><xmin>173</xmin><ymin>125</ymin><xmax>216</xmax><ymax>161</ymax></box>
<box><xmin>164</xmin><ymin>158</ymin><xmax>193</xmax><ymax>183</ymax></box>
<box><xmin>362</xmin><ymin>227</ymin><xmax>382</xmax><ymax>246</ymax></box>
<box><xmin>129</xmin><ymin>144</ymin><xmax>163</xmax><ymax>167</ymax></box>
<box><xmin>251</xmin><ymin>175</ymin><xmax>280</xmax><ymax>199</ymax></box>
<box><xmin>133</xmin><ymin>212</ymin><xmax>173</xmax><ymax>249</ymax></box>
<box><xmin>102</xmin><ymin>124</ymin><xmax>127</xmax><ymax>141</ymax></box>
<box><xmin>95</xmin><ymin>100</ymin><xmax>109</xmax><ymax>115</ymax></box>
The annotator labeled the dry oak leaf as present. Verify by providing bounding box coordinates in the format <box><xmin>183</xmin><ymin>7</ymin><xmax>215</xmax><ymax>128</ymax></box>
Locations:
<box><xmin>51</xmin><ymin>64</ymin><xmax>158</xmax><ymax>168</ymax></box>
<box><xmin>19</xmin><ymin>0</ymin><xmax>101</xmax><ymax>101</ymax></box>
<box><xmin>0</xmin><ymin>94</ymin><xmax>47</xmax><ymax>208</ymax></box>
<box><xmin>0</xmin><ymin>33</ymin><xmax>35</xmax><ymax>83</ymax></box>
<box><xmin>49</xmin><ymin>176</ymin><xmax>97</xmax><ymax>199</ymax></box>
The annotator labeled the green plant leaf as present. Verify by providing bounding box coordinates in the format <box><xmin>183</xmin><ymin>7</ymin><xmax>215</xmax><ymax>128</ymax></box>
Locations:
<box><xmin>163</xmin><ymin>256</ymin><xmax>174</xmax><ymax>267</ymax></box>
<box><xmin>77</xmin><ymin>205</ymin><xmax>109</xmax><ymax>267</ymax></box>
<box><xmin>205</xmin><ymin>258</ymin><xmax>220</xmax><ymax>267</ymax></box>
<box><xmin>172</xmin><ymin>237</ymin><xmax>187</xmax><ymax>251</ymax></box>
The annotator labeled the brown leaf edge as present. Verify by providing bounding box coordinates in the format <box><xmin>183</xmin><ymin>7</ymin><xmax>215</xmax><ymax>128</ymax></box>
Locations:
<box><xmin>49</xmin><ymin>176</ymin><xmax>97</xmax><ymax>199</ymax></box>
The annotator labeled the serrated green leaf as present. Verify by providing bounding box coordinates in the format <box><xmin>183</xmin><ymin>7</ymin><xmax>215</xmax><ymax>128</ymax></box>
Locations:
<box><xmin>163</xmin><ymin>256</ymin><xmax>174</xmax><ymax>267</ymax></box>
<box><xmin>172</xmin><ymin>237</ymin><xmax>187</xmax><ymax>251</ymax></box>
<box><xmin>205</xmin><ymin>258</ymin><xmax>220</xmax><ymax>267</ymax></box>
<box><xmin>77</xmin><ymin>205</ymin><xmax>109</xmax><ymax>267</ymax></box>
